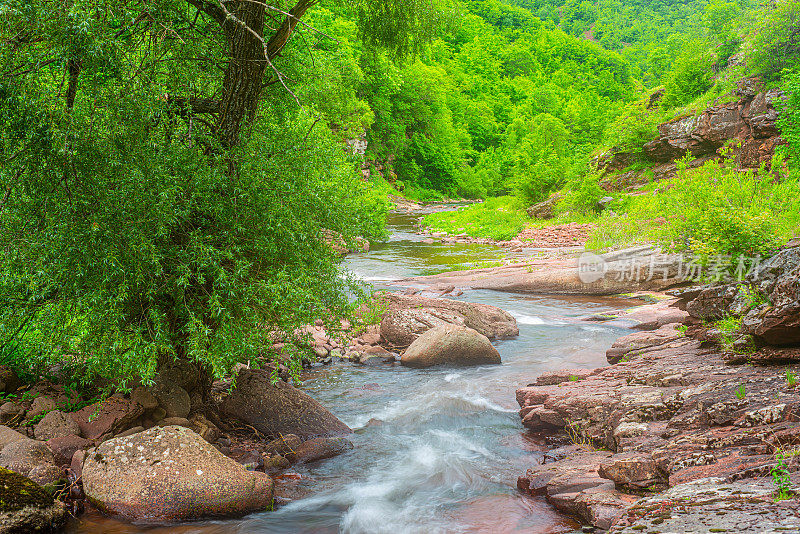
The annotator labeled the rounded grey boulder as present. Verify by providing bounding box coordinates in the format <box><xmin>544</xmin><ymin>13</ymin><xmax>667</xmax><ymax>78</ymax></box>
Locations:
<box><xmin>400</xmin><ymin>324</ymin><xmax>501</xmax><ymax>368</ymax></box>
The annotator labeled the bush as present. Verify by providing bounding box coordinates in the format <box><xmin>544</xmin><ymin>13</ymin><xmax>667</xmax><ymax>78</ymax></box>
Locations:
<box><xmin>556</xmin><ymin>172</ymin><xmax>606</xmax><ymax>215</ymax></box>
<box><xmin>748</xmin><ymin>0</ymin><xmax>800</xmax><ymax>81</ymax></box>
<box><xmin>587</xmin><ymin>156</ymin><xmax>800</xmax><ymax>266</ymax></box>
<box><xmin>422</xmin><ymin>196</ymin><xmax>529</xmax><ymax>240</ymax></box>
<box><xmin>662</xmin><ymin>48</ymin><xmax>716</xmax><ymax>108</ymax></box>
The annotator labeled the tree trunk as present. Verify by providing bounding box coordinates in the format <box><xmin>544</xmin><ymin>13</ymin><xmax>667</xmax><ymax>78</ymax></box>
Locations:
<box><xmin>217</xmin><ymin>2</ymin><xmax>268</xmax><ymax>148</ymax></box>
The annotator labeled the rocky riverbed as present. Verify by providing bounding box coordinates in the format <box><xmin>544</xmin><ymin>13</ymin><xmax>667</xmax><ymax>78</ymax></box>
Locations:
<box><xmin>517</xmin><ymin>240</ymin><xmax>800</xmax><ymax>532</ymax></box>
<box><xmin>0</xmin><ymin>207</ymin><xmax>796</xmax><ymax>533</ymax></box>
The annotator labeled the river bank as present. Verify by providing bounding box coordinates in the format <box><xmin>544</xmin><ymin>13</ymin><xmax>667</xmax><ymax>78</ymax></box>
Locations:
<box><xmin>1</xmin><ymin>205</ymin><xmax>796</xmax><ymax>533</ymax></box>
<box><xmin>517</xmin><ymin>241</ymin><xmax>800</xmax><ymax>532</ymax></box>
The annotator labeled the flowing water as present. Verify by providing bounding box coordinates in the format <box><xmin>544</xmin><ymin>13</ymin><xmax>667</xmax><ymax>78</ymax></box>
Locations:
<box><xmin>71</xmin><ymin>210</ymin><xmax>637</xmax><ymax>534</ymax></box>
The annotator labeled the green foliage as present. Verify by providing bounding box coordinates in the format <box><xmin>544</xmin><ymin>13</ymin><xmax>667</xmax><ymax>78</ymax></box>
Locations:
<box><xmin>589</xmin><ymin>155</ymin><xmax>800</xmax><ymax>263</ymax></box>
<box><xmin>787</xmin><ymin>370</ymin><xmax>798</xmax><ymax>388</ymax></box>
<box><xmin>714</xmin><ymin>315</ymin><xmax>741</xmax><ymax>352</ymax></box>
<box><xmin>771</xmin><ymin>449</ymin><xmax>794</xmax><ymax>500</ymax></box>
<box><xmin>0</xmin><ymin>0</ymin><xmax>400</xmax><ymax>386</ymax></box>
<box><xmin>422</xmin><ymin>197</ymin><xmax>529</xmax><ymax>240</ymax></box>
<box><xmin>557</xmin><ymin>170</ymin><xmax>606</xmax><ymax>215</ymax></box>
<box><xmin>778</xmin><ymin>69</ymin><xmax>800</xmax><ymax>167</ymax></box>
<box><xmin>748</xmin><ymin>0</ymin><xmax>800</xmax><ymax>81</ymax></box>
<box><xmin>662</xmin><ymin>49</ymin><xmax>716</xmax><ymax>108</ymax></box>
<box><xmin>735</xmin><ymin>383</ymin><xmax>746</xmax><ymax>399</ymax></box>
<box><xmin>361</xmin><ymin>3</ymin><xmax>635</xmax><ymax>199</ymax></box>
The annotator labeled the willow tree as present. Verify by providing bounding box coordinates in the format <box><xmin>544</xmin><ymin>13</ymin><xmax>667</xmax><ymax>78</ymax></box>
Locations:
<box><xmin>0</xmin><ymin>0</ymin><xmax>449</xmax><ymax>395</ymax></box>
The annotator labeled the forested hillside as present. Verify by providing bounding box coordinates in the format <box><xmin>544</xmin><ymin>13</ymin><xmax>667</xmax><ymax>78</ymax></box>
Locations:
<box><xmin>3</xmin><ymin>0</ymin><xmax>799</xmax><ymax>386</ymax></box>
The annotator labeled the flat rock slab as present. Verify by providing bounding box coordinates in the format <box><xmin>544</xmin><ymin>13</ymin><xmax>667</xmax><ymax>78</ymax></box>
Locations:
<box><xmin>610</xmin><ymin>478</ymin><xmax>800</xmax><ymax>533</ymax></box>
<box><xmin>394</xmin><ymin>248</ymin><xmax>685</xmax><ymax>295</ymax></box>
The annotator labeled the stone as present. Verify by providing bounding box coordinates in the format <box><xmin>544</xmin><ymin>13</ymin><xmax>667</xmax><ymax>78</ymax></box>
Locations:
<box><xmin>70</xmin><ymin>397</ymin><xmax>144</xmax><ymax>440</ymax></box>
<box><xmin>598</xmin><ymin>454</ymin><xmax>664</xmax><ymax>489</ymax></box>
<box><xmin>0</xmin><ymin>426</ymin><xmax>28</xmax><ymax>451</ymax></box>
<box><xmin>0</xmin><ymin>439</ymin><xmax>56</xmax><ymax>478</ymax></box>
<box><xmin>189</xmin><ymin>413</ymin><xmax>220</xmax><ymax>443</ymax></box>
<box><xmin>291</xmin><ymin>437</ymin><xmax>354</xmax><ymax>464</ymax></box>
<box><xmin>264</xmin><ymin>455</ymin><xmax>290</xmax><ymax>470</ymax></box>
<box><xmin>0</xmin><ymin>467</ymin><xmax>67</xmax><ymax>533</ymax></box>
<box><xmin>151</xmin><ymin>383</ymin><xmax>190</xmax><ymax>419</ymax></box>
<box><xmin>377</xmin><ymin>292</ymin><xmax>518</xmax><ymax>349</ymax></box>
<box><xmin>26</xmin><ymin>464</ymin><xmax>64</xmax><ymax>487</ymax></box>
<box><xmin>0</xmin><ymin>403</ymin><xmax>24</xmax><ymax>425</ymax></box>
<box><xmin>220</xmin><ymin>369</ymin><xmax>351</xmax><ymax>440</ymax></box>
<box><xmin>130</xmin><ymin>387</ymin><xmax>159</xmax><ymax>410</ymax></box>
<box><xmin>158</xmin><ymin>417</ymin><xmax>192</xmax><ymax>429</ymax></box>
<box><xmin>400</xmin><ymin>325</ymin><xmax>501</xmax><ymax>368</ymax></box>
<box><xmin>82</xmin><ymin>426</ymin><xmax>274</xmax><ymax>522</ymax></box>
<box><xmin>526</xmin><ymin>193</ymin><xmax>563</xmax><ymax>219</ymax></box>
<box><xmin>154</xmin><ymin>359</ymin><xmax>201</xmax><ymax>394</ymax></box>
<box><xmin>33</xmin><ymin>410</ymin><xmax>81</xmax><ymax>441</ymax></box>
<box><xmin>70</xmin><ymin>450</ymin><xmax>85</xmax><ymax>479</ymax></box>
<box><xmin>0</xmin><ymin>366</ymin><xmax>20</xmax><ymax>394</ymax></box>
<box><xmin>264</xmin><ymin>434</ymin><xmax>302</xmax><ymax>456</ymax></box>
<box><xmin>46</xmin><ymin>435</ymin><xmax>91</xmax><ymax>466</ymax></box>
<box><xmin>27</xmin><ymin>396</ymin><xmax>57</xmax><ymax>419</ymax></box>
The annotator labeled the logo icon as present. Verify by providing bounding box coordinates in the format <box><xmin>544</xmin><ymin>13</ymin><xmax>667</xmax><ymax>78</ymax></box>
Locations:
<box><xmin>578</xmin><ymin>252</ymin><xmax>607</xmax><ymax>283</ymax></box>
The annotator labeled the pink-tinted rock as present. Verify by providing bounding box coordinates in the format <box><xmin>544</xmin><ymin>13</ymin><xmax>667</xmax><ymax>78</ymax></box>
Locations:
<box><xmin>47</xmin><ymin>435</ymin><xmax>91</xmax><ymax>466</ymax></box>
<box><xmin>70</xmin><ymin>397</ymin><xmax>144</xmax><ymax>440</ymax></box>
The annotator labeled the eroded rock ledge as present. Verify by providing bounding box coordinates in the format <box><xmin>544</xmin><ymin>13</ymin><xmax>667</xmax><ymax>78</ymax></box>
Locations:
<box><xmin>516</xmin><ymin>247</ymin><xmax>800</xmax><ymax>532</ymax></box>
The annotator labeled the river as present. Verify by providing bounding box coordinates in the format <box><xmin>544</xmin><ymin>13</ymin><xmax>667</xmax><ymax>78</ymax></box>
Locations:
<box><xmin>71</xmin><ymin>209</ymin><xmax>636</xmax><ymax>534</ymax></box>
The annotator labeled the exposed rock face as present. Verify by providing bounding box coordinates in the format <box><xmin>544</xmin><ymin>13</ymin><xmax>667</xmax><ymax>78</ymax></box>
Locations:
<box><xmin>516</xmin><ymin>286</ymin><xmax>800</xmax><ymax>531</ymax></box>
<box><xmin>377</xmin><ymin>292</ymin><xmax>518</xmax><ymax>349</ymax></box>
<box><xmin>82</xmin><ymin>426</ymin><xmax>274</xmax><ymax>522</ymax></box>
<box><xmin>220</xmin><ymin>369</ymin><xmax>351</xmax><ymax>439</ymax></box>
<box><xmin>398</xmin><ymin>246</ymin><xmax>685</xmax><ymax>295</ymax></box>
<box><xmin>682</xmin><ymin>241</ymin><xmax>800</xmax><ymax>348</ymax></box>
<box><xmin>610</xmin><ymin>478</ymin><xmax>800</xmax><ymax>533</ymax></box>
<box><xmin>526</xmin><ymin>193</ymin><xmax>563</xmax><ymax>220</ymax></box>
<box><xmin>0</xmin><ymin>467</ymin><xmax>67</xmax><ymax>533</ymax></box>
<box><xmin>643</xmin><ymin>87</ymin><xmax>785</xmax><ymax>167</ymax></box>
<box><xmin>70</xmin><ymin>397</ymin><xmax>144</xmax><ymax>440</ymax></box>
<box><xmin>400</xmin><ymin>325</ymin><xmax>501</xmax><ymax>368</ymax></box>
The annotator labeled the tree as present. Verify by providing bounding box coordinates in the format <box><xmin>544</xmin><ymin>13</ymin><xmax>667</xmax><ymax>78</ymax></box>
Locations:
<box><xmin>0</xmin><ymin>0</ymin><xmax>445</xmax><ymax>397</ymax></box>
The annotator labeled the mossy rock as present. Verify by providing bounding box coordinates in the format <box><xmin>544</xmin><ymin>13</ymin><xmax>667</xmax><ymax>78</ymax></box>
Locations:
<box><xmin>0</xmin><ymin>467</ymin><xmax>66</xmax><ymax>533</ymax></box>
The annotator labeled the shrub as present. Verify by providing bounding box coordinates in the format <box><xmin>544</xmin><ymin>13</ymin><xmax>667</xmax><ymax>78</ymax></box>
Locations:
<box><xmin>422</xmin><ymin>196</ymin><xmax>529</xmax><ymax>240</ymax></box>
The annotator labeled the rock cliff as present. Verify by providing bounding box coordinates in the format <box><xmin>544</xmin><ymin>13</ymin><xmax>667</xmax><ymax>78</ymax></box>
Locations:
<box><xmin>598</xmin><ymin>78</ymin><xmax>786</xmax><ymax>191</ymax></box>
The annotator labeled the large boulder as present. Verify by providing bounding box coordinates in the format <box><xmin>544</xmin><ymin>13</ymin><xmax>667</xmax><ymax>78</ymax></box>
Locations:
<box><xmin>0</xmin><ymin>439</ymin><xmax>56</xmax><ymax>479</ymax></box>
<box><xmin>526</xmin><ymin>194</ymin><xmax>563</xmax><ymax>220</ymax></box>
<box><xmin>33</xmin><ymin>411</ymin><xmax>80</xmax><ymax>441</ymax></box>
<box><xmin>70</xmin><ymin>397</ymin><xmax>143</xmax><ymax>440</ymax></box>
<box><xmin>400</xmin><ymin>325</ymin><xmax>502</xmax><ymax>368</ymax></box>
<box><xmin>220</xmin><ymin>369</ymin><xmax>351</xmax><ymax>440</ymax></box>
<box><xmin>291</xmin><ymin>437</ymin><xmax>354</xmax><ymax>464</ymax></box>
<box><xmin>378</xmin><ymin>292</ymin><xmax>518</xmax><ymax>349</ymax></box>
<box><xmin>82</xmin><ymin>426</ymin><xmax>274</xmax><ymax>522</ymax></box>
<box><xmin>0</xmin><ymin>427</ymin><xmax>27</xmax><ymax>451</ymax></box>
<box><xmin>0</xmin><ymin>467</ymin><xmax>67</xmax><ymax>533</ymax></box>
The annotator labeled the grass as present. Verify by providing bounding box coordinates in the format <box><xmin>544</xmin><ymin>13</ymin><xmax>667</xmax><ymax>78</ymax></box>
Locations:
<box><xmin>422</xmin><ymin>196</ymin><xmax>530</xmax><ymax>241</ymax></box>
